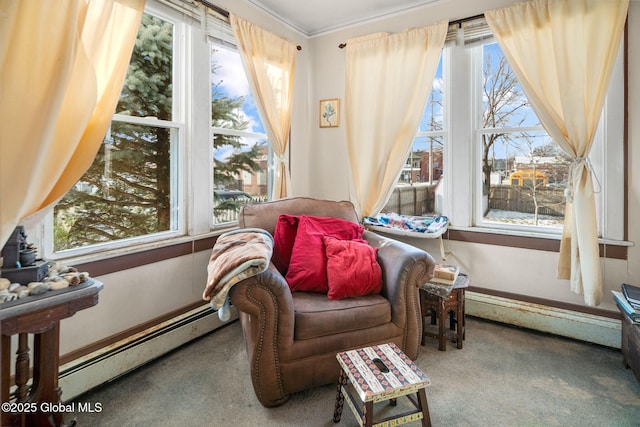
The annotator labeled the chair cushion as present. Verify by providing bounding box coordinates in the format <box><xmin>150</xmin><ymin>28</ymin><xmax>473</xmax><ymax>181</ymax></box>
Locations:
<box><xmin>285</xmin><ymin>216</ymin><xmax>364</xmax><ymax>293</ymax></box>
<box><xmin>292</xmin><ymin>292</ymin><xmax>391</xmax><ymax>340</ymax></box>
<box><xmin>324</xmin><ymin>236</ymin><xmax>382</xmax><ymax>300</ymax></box>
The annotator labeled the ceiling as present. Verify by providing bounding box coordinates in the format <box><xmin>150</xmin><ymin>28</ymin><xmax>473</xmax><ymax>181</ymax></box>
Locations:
<box><xmin>246</xmin><ymin>0</ymin><xmax>443</xmax><ymax>37</ymax></box>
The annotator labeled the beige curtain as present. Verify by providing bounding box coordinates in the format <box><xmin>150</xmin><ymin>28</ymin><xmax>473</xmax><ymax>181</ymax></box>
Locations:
<box><xmin>486</xmin><ymin>0</ymin><xmax>628</xmax><ymax>306</ymax></box>
<box><xmin>345</xmin><ymin>22</ymin><xmax>448</xmax><ymax>217</ymax></box>
<box><xmin>0</xmin><ymin>0</ymin><xmax>145</xmax><ymax>248</ymax></box>
<box><xmin>230</xmin><ymin>14</ymin><xmax>296</xmax><ymax>200</ymax></box>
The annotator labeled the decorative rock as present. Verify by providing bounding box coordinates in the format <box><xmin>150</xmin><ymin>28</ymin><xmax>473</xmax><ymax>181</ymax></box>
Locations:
<box><xmin>63</xmin><ymin>273</ymin><xmax>80</xmax><ymax>286</ymax></box>
<box><xmin>13</xmin><ymin>285</ymin><xmax>27</xmax><ymax>294</ymax></box>
<box><xmin>28</xmin><ymin>282</ymin><xmax>50</xmax><ymax>295</ymax></box>
<box><xmin>49</xmin><ymin>280</ymin><xmax>69</xmax><ymax>291</ymax></box>
<box><xmin>0</xmin><ymin>263</ymin><xmax>91</xmax><ymax>304</ymax></box>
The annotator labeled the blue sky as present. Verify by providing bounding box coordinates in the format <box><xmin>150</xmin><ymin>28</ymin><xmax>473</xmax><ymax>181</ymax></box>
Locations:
<box><xmin>211</xmin><ymin>42</ymin><xmax>549</xmax><ymax>162</ymax></box>
<box><xmin>211</xmin><ymin>45</ymin><xmax>266</xmax><ymax>161</ymax></box>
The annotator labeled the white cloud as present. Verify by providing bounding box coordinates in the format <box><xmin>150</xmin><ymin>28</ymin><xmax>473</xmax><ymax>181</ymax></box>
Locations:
<box><xmin>211</xmin><ymin>46</ymin><xmax>249</xmax><ymax>99</ymax></box>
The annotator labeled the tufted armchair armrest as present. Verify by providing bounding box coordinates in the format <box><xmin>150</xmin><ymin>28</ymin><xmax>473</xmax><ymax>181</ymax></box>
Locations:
<box><xmin>363</xmin><ymin>230</ymin><xmax>436</xmax><ymax>355</ymax></box>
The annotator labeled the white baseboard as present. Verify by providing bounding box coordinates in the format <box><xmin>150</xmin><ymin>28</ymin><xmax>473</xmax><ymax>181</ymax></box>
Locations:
<box><xmin>58</xmin><ymin>304</ymin><xmax>238</xmax><ymax>401</ymax></box>
<box><xmin>57</xmin><ymin>293</ymin><xmax>621</xmax><ymax>402</ymax></box>
<box><xmin>466</xmin><ymin>291</ymin><xmax>622</xmax><ymax>348</ymax></box>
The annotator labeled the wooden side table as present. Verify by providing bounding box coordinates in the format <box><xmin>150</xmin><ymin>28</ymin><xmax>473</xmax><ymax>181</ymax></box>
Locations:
<box><xmin>333</xmin><ymin>342</ymin><xmax>431</xmax><ymax>427</ymax></box>
<box><xmin>420</xmin><ymin>274</ymin><xmax>469</xmax><ymax>351</ymax></box>
<box><xmin>1</xmin><ymin>279</ymin><xmax>103</xmax><ymax>427</ymax></box>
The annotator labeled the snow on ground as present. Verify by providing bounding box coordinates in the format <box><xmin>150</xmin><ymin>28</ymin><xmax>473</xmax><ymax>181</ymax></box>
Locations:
<box><xmin>483</xmin><ymin>209</ymin><xmax>564</xmax><ymax>229</ymax></box>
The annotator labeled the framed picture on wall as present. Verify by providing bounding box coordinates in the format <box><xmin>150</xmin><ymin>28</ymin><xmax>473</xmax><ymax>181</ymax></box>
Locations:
<box><xmin>319</xmin><ymin>98</ymin><xmax>340</xmax><ymax>128</ymax></box>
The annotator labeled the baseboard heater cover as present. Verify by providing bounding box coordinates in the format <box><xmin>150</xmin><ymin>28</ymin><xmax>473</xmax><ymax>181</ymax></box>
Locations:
<box><xmin>58</xmin><ymin>304</ymin><xmax>238</xmax><ymax>401</ymax></box>
<box><xmin>58</xmin><ymin>293</ymin><xmax>621</xmax><ymax>402</ymax></box>
<box><xmin>466</xmin><ymin>291</ymin><xmax>621</xmax><ymax>348</ymax></box>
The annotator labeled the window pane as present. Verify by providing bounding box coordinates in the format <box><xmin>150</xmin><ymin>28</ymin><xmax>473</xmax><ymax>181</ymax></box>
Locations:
<box><xmin>53</xmin><ymin>11</ymin><xmax>177</xmax><ymax>252</ymax></box>
<box><xmin>386</xmin><ymin>57</ymin><xmax>444</xmax><ymax>216</ymax></box>
<box><xmin>482</xmin><ymin>43</ymin><xmax>539</xmax><ymax>129</ymax></box>
<box><xmin>481</xmin><ymin>129</ymin><xmax>568</xmax><ymax>229</ymax></box>
<box><xmin>211</xmin><ymin>44</ymin><xmax>269</xmax><ymax>225</ymax></box>
<box><xmin>480</xmin><ymin>43</ymin><xmax>565</xmax><ymax>230</ymax></box>
<box><xmin>213</xmin><ymin>136</ymin><xmax>268</xmax><ymax>224</ymax></box>
<box><xmin>115</xmin><ymin>13</ymin><xmax>173</xmax><ymax>120</ymax></box>
<box><xmin>419</xmin><ymin>58</ymin><xmax>444</xmax><ymax>132</ymax></box>
<box><xmin>54</xmin><ymin>123</ymin><xmax>177</xmax><ymax>250</ymax></box>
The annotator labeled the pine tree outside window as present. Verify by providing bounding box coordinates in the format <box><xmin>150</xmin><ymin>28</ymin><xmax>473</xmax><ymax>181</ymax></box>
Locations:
<box><xmin>53</xmin><ymin>12</ymin><xmax>181</xmax><ymax>252</ymax></box>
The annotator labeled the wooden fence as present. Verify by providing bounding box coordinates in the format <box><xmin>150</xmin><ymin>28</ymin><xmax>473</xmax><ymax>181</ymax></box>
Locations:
<box><xmin>488</xmin><ymin>185</ymin><xmax>565</xmax><ymax>216</ymax></box>
<box><xmin>382</xmin><ymin>184</ymin><xmax>565</xmax><ymax>217</ymax></box>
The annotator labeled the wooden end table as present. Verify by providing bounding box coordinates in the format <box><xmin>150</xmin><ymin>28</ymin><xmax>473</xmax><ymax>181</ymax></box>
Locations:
<box><xmin>420</xmin><ymin>274</ymin><xmax>469</xmax><ymax>351</ymax></box>
<box><xmin>1</xmin><ymin>279</ymin><xmax>103</xmax><ymax>427</ymax></box>
<box><xmin>333</xmin><ymin>342</ymin><xmax>432</xmax><ymax>427</ymax></box>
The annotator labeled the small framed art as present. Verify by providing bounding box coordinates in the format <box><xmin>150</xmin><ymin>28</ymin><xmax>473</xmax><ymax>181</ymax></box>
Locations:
<box><xmin>319</xmin><ymin>98</ymin><xmax>340</xmax><ymax>128</ymax></box>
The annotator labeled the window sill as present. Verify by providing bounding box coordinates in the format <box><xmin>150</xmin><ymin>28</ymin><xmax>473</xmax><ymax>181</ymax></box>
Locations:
<box><xmin>446</xmin><ymin>226</ymin><xmax>631</xmax><ymax>260</ymax></box>
<box><xmin>60</xmin><ymin>228</ymin><xmax>235</xmax><ymax>277</ymax></box>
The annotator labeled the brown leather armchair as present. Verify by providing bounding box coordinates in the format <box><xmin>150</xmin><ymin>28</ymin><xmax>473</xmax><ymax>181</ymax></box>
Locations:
<box><xmin>228</xmin><ymin>197</ymin><xmax>436</xmax><ymax>407</ymax></box>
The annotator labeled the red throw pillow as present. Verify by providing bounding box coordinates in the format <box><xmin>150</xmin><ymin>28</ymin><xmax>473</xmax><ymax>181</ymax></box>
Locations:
<box><xmin>272</xmin><ymin>214</ymin><xmax>300</xmax><ymax>274</ymax></box>
<box><xmin>324</xmin><ymin>236</ymin><xmax>382</xmax><ymax>300</ymax></box>
<box><xmin>285</xmin><ymin>215</ymin><xmax>364</xmax><ymax>293</ymax></box>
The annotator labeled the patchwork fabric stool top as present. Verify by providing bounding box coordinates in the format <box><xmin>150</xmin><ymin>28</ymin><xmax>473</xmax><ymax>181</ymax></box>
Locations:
<box><xmin>333</xmin><ymin>343</ymin><xmax>432</xmax><ymax>427</ymax></box>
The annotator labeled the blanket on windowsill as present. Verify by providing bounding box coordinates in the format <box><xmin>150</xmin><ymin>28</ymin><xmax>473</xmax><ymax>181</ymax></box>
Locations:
<box><xmin>203</xmin><ymin>228</ymin><xmax>273</xmax><ymax>321</ymax></box>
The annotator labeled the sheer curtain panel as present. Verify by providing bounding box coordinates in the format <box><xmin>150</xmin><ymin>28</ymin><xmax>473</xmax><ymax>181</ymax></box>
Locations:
<box><xmin>485</xmin><ymin>0</ymin><xmax>629</xmax><ymax>306</ymax></box>
<box><xmin>345</xmin><ymin>22</ymin><xmax>448</xmax><ymax>217</ymax></box>
<box><xmin>0</xmin><ymin>0</ymin><xmax>145</xmax><ymax>247</ymax></box>
<box><xmin>230</xmin><ymin>14</ymin><xmax>296</xmax><ymax>200</ymax></box>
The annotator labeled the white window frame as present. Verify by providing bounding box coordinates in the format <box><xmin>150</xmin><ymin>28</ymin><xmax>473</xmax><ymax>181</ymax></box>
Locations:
<box><xmin>208</xmin><ymin>39</ymin><xmax>273</xmax><ymax>229</ymax></box>
<box><xmin>443</xmin><ymin>29</ymin><xmax>625</xmax><ymax>244</ymax></box>
<box><xmin>42</xmin><ymin>1</ymin><xmax>190</xmax><ymax>259</ymax></box>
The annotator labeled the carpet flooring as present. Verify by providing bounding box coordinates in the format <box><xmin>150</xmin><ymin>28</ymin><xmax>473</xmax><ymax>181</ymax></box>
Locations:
<box><xmin>68</xmin><ymin>317</ymin><xmax>640</xmax><ymax>427</ymax></box>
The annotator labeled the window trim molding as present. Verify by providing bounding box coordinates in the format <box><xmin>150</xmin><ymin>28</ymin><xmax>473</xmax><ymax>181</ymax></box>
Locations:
<box><xmin>445</xmin><ymin>227</ymin><xmax>629</xmax><ymax>260</ymax></box>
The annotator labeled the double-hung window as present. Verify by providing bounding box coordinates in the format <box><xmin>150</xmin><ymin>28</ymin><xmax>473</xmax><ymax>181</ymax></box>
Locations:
<box><xmin>45</xmin><ymin>0</ymin><xmax>276</xmax><ymax>258</ymax></box>
<box><xmin>393</xmin><ymin>17</ymin><xmax>625</xmax><ymax>245</ymax></box>
<box><xmin>51</xmin><ymin>9</ymin><xmax>184</xmax><ymax>256</ymax></box>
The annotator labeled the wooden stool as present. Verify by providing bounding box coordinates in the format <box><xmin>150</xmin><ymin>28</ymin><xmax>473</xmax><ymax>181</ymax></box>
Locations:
<box><xmin>420</xmin><ymin>275</ymin><xmax>468</xmax><ymax>351</ymax></box>
<box><xmin>333</xmin><ymin>343</ymin><xmax>431</xmax><ymax>427</ymax></box>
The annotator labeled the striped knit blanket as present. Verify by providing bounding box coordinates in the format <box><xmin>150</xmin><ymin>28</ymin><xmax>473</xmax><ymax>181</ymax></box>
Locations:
<box><xmin>203</xmin><ymin>228</ymin><xmax>273</xmax><ymax>319</ymax></box>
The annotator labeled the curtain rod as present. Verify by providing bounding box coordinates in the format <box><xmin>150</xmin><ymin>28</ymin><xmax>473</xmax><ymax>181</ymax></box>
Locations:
<box><xmin>338</xmin><ymin>13</ymin><xmax>485</xmax><ymax>49</ymax></box>
<box><xmin>195</xmin><ymin>0</ymin><xmax>302</xmax><ymax>50</ymax></box>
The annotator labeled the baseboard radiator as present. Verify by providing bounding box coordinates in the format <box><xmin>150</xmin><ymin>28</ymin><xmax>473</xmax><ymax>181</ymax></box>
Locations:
<box><xmin>466</xmin><ymin>291</ymin><xmax>621</xmax><ymax>349</ymax></box>
<box><xmin>58</xmin><ymin>304</ymin><xmax>237</xmax><ymax>402</ymax></box>
<box><xmin>58</xmin><ymin>293</ymin><xmax>621</xmax><ymax>401</ymax></box>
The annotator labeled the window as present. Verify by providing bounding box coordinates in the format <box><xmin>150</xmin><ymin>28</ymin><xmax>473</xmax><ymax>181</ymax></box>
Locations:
<box><xmin>477</xmin><ymin>42</ymin><xmax>566</xmax><ymax>231</ymax></box>
<box><xmin>384</xmin><ymin>57</ymin><xmax>445</xmax><ymax>216</ymax></box>
<box><xmin>436</xmin><ymin>19</ymin><xmax>624</xmax><ymax>243</ymax></box>
<box><xmin>44</xmin><ymin>1</ymin><xmax>279</xmax><ymax>258</ymax></box>
<box><xmin>469</xmin><ymin>37</ymin><xmax>624</xmax><ymax>240</ymax></box>
<box><xmin>52</xmin><ymin>11</ymin><xmax>183</xmax><ymax>254</ymax></box>
<box><xmin>392</xmin><ymin>17</ymin><xmax>624</xmax><ymax>243</ymax></box>
<box><xmin>210</xmin><ymin>44</ymin><xmax>270</xmax><ymax>226</ymax></box>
